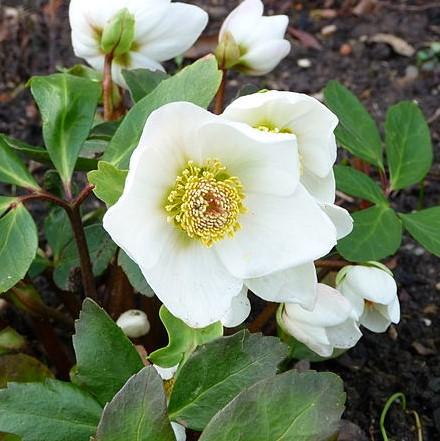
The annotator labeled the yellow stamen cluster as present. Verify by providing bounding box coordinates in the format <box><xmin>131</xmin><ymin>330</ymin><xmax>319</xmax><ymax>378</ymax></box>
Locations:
<box><xmin>254</xmin><ymin>123</ymin><xmax>292</xmax><ymax>134</ymax></box>
<box><xmin>166</xmin><ymin>159</ymin><xmax>246</xmax><ymax>247</ymax></box>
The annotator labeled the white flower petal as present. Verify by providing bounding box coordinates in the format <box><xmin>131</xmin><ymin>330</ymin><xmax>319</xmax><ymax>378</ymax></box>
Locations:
<box><xmin>301</xmin><ymin>169</ymin><xmax>336</xmax><ymax>204</ymax></box>
<box><xmin>240</xmin><ymin>40</ymin><xmax>291</xmax><ymax>75</ymax></box>
<box><xmin>282</xmin><ymin>314</ymin><xmax>333</xmax><ymax>357</ymax></box>
<box><xmin>284</xmin><ymin>284</ymin><xmax>353</xmax><ymax>328</ymax></box>
<box><xmin>320</xmin><ymin>204</ymin><xmax>353</xmax><ymax>240</ymax></box>
<box><xmin>221</xmin><ymin>287</ymin><xmax>251</xmax><ymax>327</ymax></box>
<box><xmin>242</xmin><ymin>15</ymin><xmax>289</xmax><ymax>46</ymax></box>
<box><xmin>360</xmin><ymin>308</ymin><xmax>391</xmax><ymax>333</ymax></box>
<box><xmin>219</xmin><ymin>0</ymin><xmax>263</xmax><ymax>43</ymax></box>
<box><xmin>337</xmin><ymin>282</ymin><xmax>365</xmax><ymax>320</ymax></box>
<box><xmin>153</xmin><ymin>364</ymin><xmax>178</xmax><ymax>380</ymax></box>
<box><xmin>245</xmin><ymin>262</ymin><xmax>317</xmax><ymax>309</ymax></box>
<box><xmin>103</xmin><ymin>193</ymin><xmax>172</xmax><ymax>270</ymax></box>
<box><xmin>198</xmin><ymin>120</ymin><xmax>300</xmax><ymax>197</ymax></box>
<box><xmin>326</xmin><ymin>319</ymin><xmax>362</xmax><ymax>349</ymax></box>
<box><xmin>141</xmin><ymin>237</ymin><xmax>243</xmax><ymax>328</ymax></box>
<box><xmin>215</xmin><ymin>185</ymin><xmax>337</xmax><ymax>279</ymax></box>
<box><xmin>171</xmin><ymin>422</ymin><xmax>186</xmax><ymax>441</ymax></box>
<box><xmin>136</xmin><ymin>3</ymin><xmax>208</xmax><ymax>62</ymax></box>
<box><xmin>342</xmin><ymin>266</ymin><xmax>397</xmax><ymax>305</ymax></box>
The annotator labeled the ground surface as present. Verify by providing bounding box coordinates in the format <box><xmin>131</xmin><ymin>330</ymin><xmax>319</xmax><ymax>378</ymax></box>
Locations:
<box><xmin>0</xmin><ymin>1</ymin><xmax>439</xmax><ymax>440</ymax></box>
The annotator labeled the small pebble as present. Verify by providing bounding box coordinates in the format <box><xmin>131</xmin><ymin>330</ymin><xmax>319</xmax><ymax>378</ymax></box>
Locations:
<box><xmin>421</xmin><ymin>318</ymin><xmax>432</xmax><ymax>327</ymax></box>
<box><xmin>297</xmin><ymin>58</ymin><xmax>312</xmax><ymax>68</ymax></box>
<box><xmin>435</xmin><ymin>282</ymin><xmax>440</xmax><ymax>291</ymax></box>
<box><xmin>339</xmin><ymin>43</ymin><xmax>352</xmax><ymax>56</ymax></box>
<box><xmin>321</xmin><ymin>24</ymin><xmax>337</xmax><ymax>37</ymax></box>
<box><xmin>413</xmin><ymin>246</ymin><xmax>425</xmax><ymax>256</ymax></box>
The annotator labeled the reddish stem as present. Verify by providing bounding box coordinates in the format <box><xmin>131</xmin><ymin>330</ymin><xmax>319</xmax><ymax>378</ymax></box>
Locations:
<box><xmin>213</xmin><ymin>69</ymin><xmax>227</xmax><ymax>114</ymax></box>
<box><xmin>103</xmin><ymin>52</ymin><xmax>115</xmax><ymax>121</ymax></box>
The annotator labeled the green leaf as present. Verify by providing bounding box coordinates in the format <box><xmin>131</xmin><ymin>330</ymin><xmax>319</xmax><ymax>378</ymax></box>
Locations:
<box><xmin>0</xmin><ymin>137</ymin><xmax>39</xmax><ymax>190</ymax></box>
<box><xmin>0</xmin><ymin>205</ymin><xmax>38</xmax><ymax>294</ymax></box>
<box><xmin>30</xmin><ymin>73</ymin><xmax>101</xmax><ymax>185</ymax></box>
<box><xmin>199</xmin><ymin>371</ymin><xmax>345</xmax><ymax>441</ymax></box>
<box><xmin>88</xmin><ymin>161</ymin><xmax>128</xmax><ymax>206</ymax></box>
<box><xmin>0</xmin><ymin>354</ymin><xmax>53</xmax><ymax>388</ymax></box>
<box><xmin>337</xmin><ymin>205</ymin><xmax>402</xmax><ymax>261</ymax></box>
<box><xmin>118</xmin><ymin>250</ymin><xmax>154</xmax><ymax>296</ymax></box>
<box><xmin>324</xmin><ymin>80</ymin><xmax>383</xmax><ymax>169</ymax></box>
<box><xmin>0</xmin><ymin>197</ymin><xmax>15</xmax><ymax>216</ymax></box>
<box><xmin>0</xmin><ymin>134</ymin><xmax>98</xmax><ymax>172</ymax></box>
<box><xmin>53</xmin><ymin>224</ymin><xmax>117</xmax><ymax>291</ymax></box>
<box><xmin>149</xmin><ymin>306</ymin><xmax>223</xmax><ymax>368</ymax></box>
<box><xmin>385</xmin><ymin>101</ymin><xmax>433</xmax><ymax>190</ymax></box>
<box><xmin>122</xmin><ymin>68</ymin><xmax>169</xmax><ymax>102</ymax></box>
<box><xmin>95</xmin><ymin>367</ymin><xmax>175</xmax><ymax>441</ymax></box>
<box><xmin>399</xmin><ymin>207</ymin><xmax>440</xmax><ymax>257</ymax></box>
<box><xmin>0</xmin><ymin>433</ymin><xmax>20</xmax><ymax>441</ymax></box>
<box><xmin>89</xmin><ymin>121</ymin><xmax>120</xmax><ymax>140</ymax></box>
<box><xmin>64</xmin><ymin>64</ymin><xmax>103</xmax><ymax>82</ymax></box>
<box><xmin>0</xmin><ymin>380</ymin><xmax>102</xmax><ymax>441</ymax></box>
<box><xmin>0</xmin><ymin>327</ymin><xmax>26</xmax><ymax>355</ymax></box>
<box><xmin>73</xmin><ymin>298</ymin><xmax>144</xmax><ymax>405</ymax></box>
<box><xmin>334</xmin><ymin>165</ymin><xmax>387</xmax><ymax>205</ymax></box>
<box><xmin>168</xmin><ymin>330</ymin><xmax>288</xmax><ymax>431</ymax></box>
<box><xmin>44</xmin><ymin>207</ymin><xmax>72</xmax><ymax>262</ymax></box>
<box><xmin>103</xmin><ymin>56</ymin><xmax>222</xmax><ymax>168</ymax></box>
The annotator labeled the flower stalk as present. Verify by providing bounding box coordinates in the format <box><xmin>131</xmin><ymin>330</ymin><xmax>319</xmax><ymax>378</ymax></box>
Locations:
<box><xmin>103</xmin><ymin>52</ymin><xmax>115</xmax><ymax>121</ymax></box>
<box><xmin>214</xmin><ymin>69</ymin><xmax>227</xmax><ymax>114</ymax></box>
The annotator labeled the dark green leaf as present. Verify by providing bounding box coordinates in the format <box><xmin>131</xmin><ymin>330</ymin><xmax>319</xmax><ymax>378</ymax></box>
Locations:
<box><xmin>96</xmin><ymin>367</ymin><xmax>175</xmax><ymax>441</ymax></box>
<box><xmin>385</xmin><ymin>101</ymin><xmax>432</xmax><ymax>190</ymax></box>
<box><xmin>337</xmin><ymin>205</ymin><xmax>402</xmax><ymax>261</ymax></box>
<box><xmin>168</xmin><ymin>330</ymin><xmax>288</xmax><ymax>431</ymax></box>
<box><xmin>0</xmin><ymin>205</ymin><xmax>38</xmax><ymax>294</ymax></box>
<box><xmin>399</xmin><ymin>207</ymin><xmax>440</xmax><ymax>257</ymax></box>
<box><xmin>0</xmin><ymin>354</ymin><xmax>53</xmax><ymax>388</ymax></box>
<box><xmin>324</xmin><ymin>80</ymin><xmax>383</xmax><ymax>169</ymax></box>
<box><xmin>122</xmin><ymin>68</ymin><xmax>169</xmax><ymax>102</ymax></box>
<box><xmin>0</xmin><ymin>380</ymin><xmax>102</xmax><ymax>441</ymax></box>
<box><xmin>334</xmin><ymin>165</ymin><xmax>387</xmax><ymax>205</ymax></box>
<box><xmin>44</xmin><ymin>207</ymin><xmax>72</xmax><ymax>262</ymax></box>
<box><xmin>53</xmin><ymin>224</ymin><xmax>117</xmax><ymax>291</ymax></box>
<box><xmin>149</xmin><ymin>306</ymin><xmax>223</xmax><ymax>368</ymax></box>
<box><xmin>199</xmin><ymin>371</ymin><xmax>345</xmax><ymax>441</ymax></box>
<box><xmin>0</xmin><ymin>197</ymin><xmax>15</xmax><ymax>216</ymax></box>
<box><xmin>118</xmin><ymin>250</ymin><xmax>154</xmax><ymax>296</ymax></box>
<box><xmin>73</xmin><ymin>299</ymin><xmax>144</xmax><ymax>405</ymax></box>
<box><xmin>0</xmin><ymin>327</ymin><xmax>26</xmax><ymax>355</ymax></box>
<box><xmin>88</xmin><ymin>161</ymin><xmax>128</xmax><ymax>206</ymax></box>
<box><xmin>0</xmin><ymin>137</ymin><xmax>39</xmax><ymax>190</ymax></box>
<box><xmin>103</xmin><ymin>56</ymin><xmax>222</xmax><ymax>168</ymax></box>
<box><xmin>30</xmin><ymin>73</ymin><xmax>101</xmax><ymax>185</ymax></box>
<box><xmin>64</xmin><ymin>64</ymin><xmax>103</xmax><ymax>82</ymax></box>
<box><xmin>27</xmin><ymin>250</ymin><xmax>51</xmax><ymax>279</ymax></box>
<box><xmin>0</xmin><ymin>433</ymin><xmax>20</xmax><ymax>440</ymax></box>
<box><xmin>89</xmin><ymin>121</ymin><xmax>121</xmax><ymax>140</ymax></box>
<box><xmin>0</xmin><ymin>134</ymin><xmax>98</xmax><ymax>171</ymax></box>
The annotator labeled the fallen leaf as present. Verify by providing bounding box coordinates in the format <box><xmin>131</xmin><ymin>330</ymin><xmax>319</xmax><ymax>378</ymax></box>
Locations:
<box><xmin>184</xmin><ymin>34</ymin><xmax>218</xmax><ymax>59</ymax></box>
<box><xmin>353</xmin><ymin>0</ymin><xmax>378</xmax><ymax>16</ymax></box>
<box><xmin>288</xmin><ymin>26</ymin><xmax>323</xmax><ymax>50</ymax></box>
<box><xmin>370</xmin><ymin>33</ymin><xmax>415</xmax><ymax>57</ymax></box>
<box><xmin>412</xmin><ymin>341</ymin><xmax>436</xmax><ymax>356</ymax></box>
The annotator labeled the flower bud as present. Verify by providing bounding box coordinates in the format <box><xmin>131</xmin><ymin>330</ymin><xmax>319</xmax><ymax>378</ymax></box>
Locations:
<box><xmin>100</xmin><ymin>8</ymin><xmax>135</xmax><ymax>56</ymax></box>
<box><xmin>116</xmin><ymin>309</ymin><xmax>150</xmax><ymax>338</ymax></box>
<box><xmin>215</xmin><ymin>31</ymin><xmax>241</xmax><ymax>69</ymax></box>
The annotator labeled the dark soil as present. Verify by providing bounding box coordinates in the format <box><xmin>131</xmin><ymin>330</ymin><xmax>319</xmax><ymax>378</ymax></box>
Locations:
<box><xmin>1</xmin><ymin>0</ymin><xmax>439</xmax><ymax>440</ymax></box>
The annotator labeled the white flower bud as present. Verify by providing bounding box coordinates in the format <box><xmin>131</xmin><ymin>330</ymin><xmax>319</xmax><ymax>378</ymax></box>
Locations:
<box><xmin>337</xmin><ymin>263</ymin><xmax>400</xmax><ymax>333</ymax></box>
<box><xmin>116</xmin><ymin>309</ymin><xmax>150</xmax><ymax>338</ymax></box>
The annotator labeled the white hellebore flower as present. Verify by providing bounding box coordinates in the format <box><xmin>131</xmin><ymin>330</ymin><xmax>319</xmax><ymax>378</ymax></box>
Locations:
<box><xmin>337</xmin><ymin>263</ymin><xmax>400</xmax><ymax>333</ymax></box>
<box><xmin>103</xmin><ymin>102</ymin><xmax>340</xmax><ymax>328</ymax></box>
<box><xmin>69</xmin><ymin>0</ymin><xmax>208</xmax><ymax>87</ymax></box>
<box><xmin>281</xmin><ymin>283</ymin><xmax>362</xmax><ymax>357</ymax></box>
<box><xmin>217</xmin><ymin>0</ymin><xmax>290</xmax><ymax>75</ymax></box>
<box><xmin>223</xmin><ymin>90</ymin><xmax>353</xmax><ymax>239</ymax></box>
<box><xmin>116</xmin><ymin>309</ymin><xmax>150</xmax><ymax>338</ymax></box>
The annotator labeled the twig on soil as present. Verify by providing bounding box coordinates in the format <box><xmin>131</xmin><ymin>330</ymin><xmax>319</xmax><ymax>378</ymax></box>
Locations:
<box><xmin>377</xmin><ymin>1</ymin><xmax>440</xmax><ymax>12</ymax></box>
